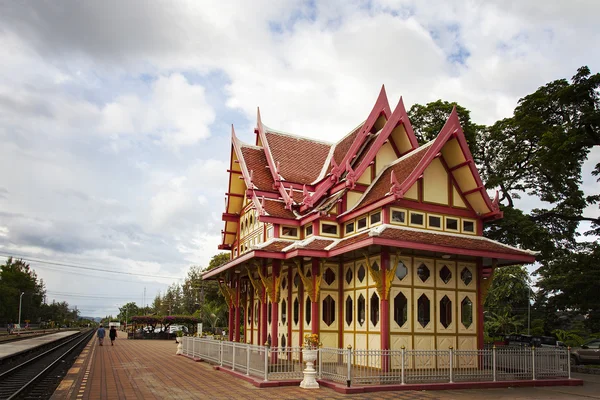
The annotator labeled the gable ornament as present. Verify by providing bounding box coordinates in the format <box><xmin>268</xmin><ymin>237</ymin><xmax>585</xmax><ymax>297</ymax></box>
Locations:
<box><xmin>362</xmin><ymin>251</ymin><xmax>401</xmax><ymax>301</ymax></box>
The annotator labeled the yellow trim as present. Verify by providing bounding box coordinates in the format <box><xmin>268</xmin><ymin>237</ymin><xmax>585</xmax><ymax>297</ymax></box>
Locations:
<box><xmin>304</xmin><ymin>224</ymin><xmax>313</xmax><ymax>238</ymax></box>
<box><xmin>461</xmin><ymin>218</ymin><xmax>477</xmax><ymax>235</ymax></box>
<box><xmin>280</xmin><ymin>225</ymin><xmax>300</xmax><ymax>239</ymax></box>
<box><xmin>390</xmin><ymin>207</ymin><xmax>407</xmax><ymax>225</ymax></box>
<box><xmin>320</xmin><ymin>221</ymin><xmax>340</xmax><ymax>238</ymax></box>
<box><xmin>369</xmin><ymin>210</ymin><xmax>382</xmax><ymax>227</ymax></box>
<box><xmin>356</xmin><ymin>215</ymin><xmax>368</xmax><ymax>232</ymax></box>
<box><xmin>409</xmin><ymin>211</ymin><xmax>426</xmax><ymax>228</ymax></box>
<box><xmin>426</xmin><ymin>213</ymin><xmax>444</xmax><ymax>231</ymax></box>
<box><xmin>444</xmin><ymin>216</ymin><xmax>460</xmax><ymax>233</ymax></box>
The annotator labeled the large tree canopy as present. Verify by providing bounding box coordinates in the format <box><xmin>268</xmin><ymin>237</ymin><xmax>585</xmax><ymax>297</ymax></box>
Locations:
<box><xmin>408</xmin><ymin>66</ymin><xmax>600</xmax><ymax>334</ymax></box>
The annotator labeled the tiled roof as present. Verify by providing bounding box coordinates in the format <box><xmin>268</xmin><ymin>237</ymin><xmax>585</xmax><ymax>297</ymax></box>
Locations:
<box><xmin>329</xmin><ymin>232</ymin><xmax>370</xmax><ymax>251</ymax></box>
<box><xmin>301</xmin><ymin>239</ymin><xmax>334</xmax><ymax>251</ymax></box>
<box><xmin>262</xmin><ymin>199</ymin><xmax>296</xmax><ymax>219</ymax></box>
<box><xmin>376</xmin><ymin>226</ymin><xmax>535</xmax><ymax>257</ymax></box>
<box><xmin>240</xmin><ymin>146</ymin><xmax>274</xmax><ymax>191</ymax></box>
<box><xmin>332</xmin><ymin>124</ymin><xmax>364</xmax><ymax>167</ymax></box>
<box><xmin>353</xmin><ymin>144</ymin><xmax>430</xmax><ymax>210</ymax></box>
<box><xmin>265</xmin><ymin>131</ymin><xmax>331</xmax><ymax>185</ymax></box>
<box><xmin>259</xmin><ymin>240</ymin><xmax>294</xmax><ymax>252</ymax></box>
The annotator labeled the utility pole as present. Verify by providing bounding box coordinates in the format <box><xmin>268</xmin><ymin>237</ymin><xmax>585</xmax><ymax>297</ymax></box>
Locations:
<box><xmin>527</xmin><ymin>285</ymin><xmax>531</xmax><ymax>335</ymax></box>
<box><xmin>143</xmin><ymin>287</ymin><xmax>146</xmax><ymax>314</ymax></box>
<box><xmin>18</xmin><ymin>292</ymin><xmax>24</xmax><ymax>329</ymax></box>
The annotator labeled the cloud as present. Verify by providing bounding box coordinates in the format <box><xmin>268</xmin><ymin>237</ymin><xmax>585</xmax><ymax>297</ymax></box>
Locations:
<box><xmin>1</xmin><ymin>0</ymin><xmax>599</xmax><ymax>317</ymax></box>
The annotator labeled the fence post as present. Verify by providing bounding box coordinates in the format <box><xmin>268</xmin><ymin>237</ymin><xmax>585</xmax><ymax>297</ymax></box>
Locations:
<box><xmin>220</xmin><ymin>340</ymin><xmax>224</xmax><ymax>367</ymax></box>
<box><xmin>567</xmin><ymin>347</ymin><xmax>571</xmax><ymax>379</ymax></box>
<box><xmin>232</xmin><ymin>342</ymin><xmax>236</xmax><ymax>372</ymax></box>
<box><xmin>246</xmin><ymin>342</ymin><xmax>251</xmax><ymax>376</ymax></box>
<box><xmin>318</xmin><ymin>348</ymin><xmax>323</xmax><ymax>379</ymax></box>
<box><xmin>346</xmin><ymin>345</ymin><xmax>352</xmax><ymax>388</ymax></box>
<box><xmin>449</xmin><ymin>347</ymin><xmax>454</xmax><ymax>383</ymax></box>
<box><xmin>264</xmin><ymin>343</ymin><xmax>269</xmax><ymax>382</ymax></box>
<box><xmin>401</xmin><ymin>346</ymin><xmax>405</xmax><ymax>385</ymax></box>
<box><xmin>532</xmin><ymin>346</ymin><xmax>536</xmax><ymax>380</ymax></box>
<box><xmin>192</xmin><ymin>337</ymin><xmax>196</xmax><ymax>359</ymax></box>
<box><xmin>492</xmin><ymin>346</ymin><xmax>497</xmax><ymax>382</ymax></box>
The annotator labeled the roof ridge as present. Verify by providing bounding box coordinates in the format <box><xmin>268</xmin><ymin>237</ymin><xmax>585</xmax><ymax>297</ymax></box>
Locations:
<box><xmin>372</xmin><ymin>224</ymin><xmax>539</xmax><ymax>255</ymax></box>
<box><xmin>263</xmin><ymin>125</ymin><xmax>334</xmax><ymax>145</ymax></box>
<box><xmin>239</xmin><ymin>142</ymin><xmax>263</xmax><ymax>150</ymax></box>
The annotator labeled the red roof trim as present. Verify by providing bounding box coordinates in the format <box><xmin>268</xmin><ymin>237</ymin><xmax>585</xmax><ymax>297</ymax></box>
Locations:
<box><xmin>351</xmin><ymin>97</ymin><xmax>418</xmax><ymax>184</ymax></box>
<box><xmin>300</xmin><ymin>86</ymin><xmax>392</xmax><ymax>213</ymax></box>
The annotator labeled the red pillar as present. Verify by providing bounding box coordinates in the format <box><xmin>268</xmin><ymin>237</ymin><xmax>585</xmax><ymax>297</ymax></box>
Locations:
<box><xmin>249</xmin><ymin>283</ymin><xmax>254</xmax><ymax>344</ymax></box>
<box><xmin>298</xmin><ymin>260</ymin><xmax>304</xmax><ymax>347</ymax></box>
<box><xmin>338</xmin><ymin>260</ymin><xmax>344</xmax><ymax>349</ymax></box>
<box><xmin>261</xmin><ymin>262</ymin><xmax>268</xmax><ymax>345</ymax></box>
<box><xmin>287</xmin><ymin>265</ymin><xmax>292</xmax><ymax>350</ymax></box>
<box><xmin>234</xmin><ymin>276</ymin><xmax>241</xmax><ymax>342</ymax></box>
<box><xmin>270</xmin><ymin>260</ymin><xmax>280</xmax><ymax>349</ymax></box>
<box><xmin>380</xmin><ymin>247</ymin><xmax>390</xmax><ymax>372</ymax></box>
<box><xmin>311</xmin><ymin>258</ymin><xmax>320</xmax><ymax>335</ymax></box>
<box><xmin>476</xmin><ymin>259</ymin><xmax>484</xmax><ymax>349</ymax></box>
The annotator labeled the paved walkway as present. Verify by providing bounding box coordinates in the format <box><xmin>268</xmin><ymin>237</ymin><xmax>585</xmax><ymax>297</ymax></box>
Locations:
<box><xmin>53</xmin><ymin>336</ymin><xmax>597</xmax><ymax>400</ymax></box>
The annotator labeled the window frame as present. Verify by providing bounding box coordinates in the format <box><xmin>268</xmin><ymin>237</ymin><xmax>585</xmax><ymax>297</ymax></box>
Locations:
<box><xmin>409</xmin><ymin>211</ymin><xmax>426</xmax><ymax>228</ymax></box>
<box><xmin>369</xmin><ymin>210</ymin><xmax>382</xmax><ymax>226</ymax></box>
<box><xmin>280</xmin><ymin>225</ymin><xmax>300</xmax><ymax>239</ymax></box>
<box><xmin>345</xmin><ymin>221</ymin><xmax>355</xmax><ymax>235</ymax></box>
<box><xmin>461</xmin><ymin>218</ymin><xmax>477</xmax><ymax>235</ymax></box>
<box><xmin>444</xmin><ymin>216</ymin><xmax>460</xmax><ymax>232</ymax></box>
<box><xmin>304</xmin><ymin>224</ymin><xmax>313</xmax><ymax>238</ymax></box>
<box><xmin>356</xmin><ymin>215</ymin><xmax>368</xmax><ymax>231</ymax></box>
<box><xmin>427</xmin><ymin>213</ymin><xmax>443</xmax><ymax>231</ymax></box>
<box><xmin>320</xmin><ymin>221</ymin><xmax>340</xmax><ymax>238</ymax></box>
<box><xmin>390</xmin><ymin>207</ymin><xmax>407</xmax><ymax>225</ymax></box>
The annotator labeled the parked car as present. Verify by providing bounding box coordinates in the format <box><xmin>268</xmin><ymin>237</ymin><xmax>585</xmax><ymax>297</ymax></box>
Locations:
<box><xmin>571</xmin><ymin>339</ymin><xmax>600</xmax><ymax>365</ymax></box>
<box><xmin>169</xmin><ymin>325</ymin><xmax>188</xmax><ymax>334</ymax></box>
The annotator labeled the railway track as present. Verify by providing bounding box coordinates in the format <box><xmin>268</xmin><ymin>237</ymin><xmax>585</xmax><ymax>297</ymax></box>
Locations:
<box><xmin>0</xmin><ymin>329</ymin><xmax>94</xmax><ymax>400</ymax></box>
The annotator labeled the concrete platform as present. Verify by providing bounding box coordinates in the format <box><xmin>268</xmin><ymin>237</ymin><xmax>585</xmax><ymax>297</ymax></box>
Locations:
<box><xmin>0</xmin><ymin>330</ymin><xmax>79</xmax><ymax>360</ymax></box>
<box><xmin>52</xmin><ymin>337</ymin><xmax>593</xmax><ymax>400</ymax></box>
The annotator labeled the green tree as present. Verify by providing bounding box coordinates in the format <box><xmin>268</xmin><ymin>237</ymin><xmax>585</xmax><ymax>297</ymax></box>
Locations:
<box><xmin>117</xmin><ymin>302</ymin><xmax>140</xmax><ymax>324</ymax></box>
<box><xmin>207</xmin><ymin>253</ymin><xmax>230</xmax><ymax>271</ymax></box>
<box><xmin>0</xmin><ymin>258</ymin><xmax>45</xmax><ymax>324</ymax></box>
<box><xmin>484</xmin><ymin>265</ymin><xmax>531</xmax><ymax>316</ymax></box>
<box><xmin>485</xmin><ymin>310</ymin><xmax>524</xmax><ymax>337</ymax></box>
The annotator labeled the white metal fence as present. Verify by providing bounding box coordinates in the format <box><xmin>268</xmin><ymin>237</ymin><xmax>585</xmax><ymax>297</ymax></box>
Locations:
<box><xmin>181</xmin><ymin>338</ymin><xmax>571</xmax><ymax>386</ymax></box>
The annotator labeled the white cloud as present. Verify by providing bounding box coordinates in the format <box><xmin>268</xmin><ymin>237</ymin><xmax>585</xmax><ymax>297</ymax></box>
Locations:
<box><xmin>0</xmin><ymin>0</ymin><xmax>598</xmax><ymax>316</ymax></box>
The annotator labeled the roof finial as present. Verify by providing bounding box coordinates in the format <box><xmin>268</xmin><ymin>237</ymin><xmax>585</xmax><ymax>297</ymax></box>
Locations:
<box><xmin>345</xmin><ymin>160</ymin><xmax>357</xmax><ymax>189</ymax></box>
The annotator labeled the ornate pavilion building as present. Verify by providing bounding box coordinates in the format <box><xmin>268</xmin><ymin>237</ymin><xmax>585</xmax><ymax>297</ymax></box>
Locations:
<box><xmin>203</xmin><ymin>87</ymin><xmax>537</xmax><ymax>357</ymax></box>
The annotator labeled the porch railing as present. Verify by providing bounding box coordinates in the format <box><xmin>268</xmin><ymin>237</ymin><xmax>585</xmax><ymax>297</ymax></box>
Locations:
<box><xmin>181</xmin><ymin>338</ymin><xmax>571</xmax><ymax>386</ymax></box>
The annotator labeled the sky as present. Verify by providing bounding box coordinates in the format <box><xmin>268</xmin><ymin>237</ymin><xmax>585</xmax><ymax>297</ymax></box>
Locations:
<box><xmin>0</xmin><ymin>0</ymin><xmax>598</xmax><ymax>318</ymax></box>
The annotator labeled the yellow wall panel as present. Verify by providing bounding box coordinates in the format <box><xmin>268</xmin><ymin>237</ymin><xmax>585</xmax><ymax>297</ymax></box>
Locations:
<box><xmin>423</xmin><ymin>158</ymin><xmax>449</xmax><ymax>205</ymax></box>
<box><xmin>452</xmin><ymin>166</ymin><xmax>477</xmax><ymax>192</ymax></box>
<box><xmin>343</xmin><ymin>333</ymin><xmax>354</xmax><ymax>350</ymax></box>
<box><xmin>465</xmin><ymin>192</ymin><xmax>491</xmax><ymax>215</ymax></box>
<box><xmin>375</xmin><ymin>142</ymin><xmax>397</xmax><ymax>175</ymax></box>
<box><xmin>457</xmin><ymin>336</ymin><xmax>478</xmax><ymax>368</ymax></box>
<box><xmin>391</xmin><ymin>256</ymin><xmax>412</xmax><ymax>286</ymax></box>
<box><xmin>404</xmin><ymin>182</ymin><xmax>418</xmax><ymax>200</ymax></box>
<box><xmin>452</xmin><ymin>185</ymin><xmax>467</xmax><ymax>208</ymax></box>
<box><xmin>343</xmin><ymin>291</ymin><xmax>354</xmax><ymax>331</ymax></box>
<box><xmin>457</xmin><ymin>291</ymin><xmax>477</xmax><ymax>335</ymax></box>
<box><xmin>436</xmin><ymin>336</ymin><xmax>457</xmax><ymax>368</ymax></box>
<box><xmin>391</xmin><ymin>335</ymin><xmax>412</xmax><ymax>369</ymax></box>
<box><xmin>358</xmin><ymin>165</ymin><xmax>372</xmax><ymax>185</ymax></box>
<box><xmin>435</xmin><ymin>290</ymin><xmax>456</xmax><ymax>334</ymax></box>
<box><xmin>435</xmin><ymin>261</ymin><xmax>456</xmax><ymax>289</ymax></box>
<box><xmin>390</xmin><ymin>124</ymin><xmax>413</xmax><ymax>155</ymax></box>
<box><xmin>456</xmin><ymin>263</ymin><xmax>477</xmax><ymax>291</ymax></box>
<box><xmin>413</xmin><ymin>288</ymin><xmax>434</xmax><ymax>333</ymax></box>
<box><xmin>441</xmin><ymin>138</ymin><xmax>465</xmax><ymax>168</ymax></box>
<box><xmin>346</xmin><ymin>191</ymin><xmax>363</xmax><ymax>211</ymax></box>
<box><xmin>389</xmin><ymin>287</ymin><xmax>412</xmax><ymax>333</ymax></box>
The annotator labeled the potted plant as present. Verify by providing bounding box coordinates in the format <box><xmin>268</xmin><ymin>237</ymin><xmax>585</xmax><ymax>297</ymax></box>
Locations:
<box><xmin>300</xmin><ymin>333</ymin><xmax>321</xmax><ymax>389</ymax></box>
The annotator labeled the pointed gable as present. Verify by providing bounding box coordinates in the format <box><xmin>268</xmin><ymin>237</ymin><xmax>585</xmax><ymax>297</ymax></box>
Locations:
<box><xmin>346</xmin><ymin>107</ymin><xmax>500</xmax><ymax>220</ymax></box>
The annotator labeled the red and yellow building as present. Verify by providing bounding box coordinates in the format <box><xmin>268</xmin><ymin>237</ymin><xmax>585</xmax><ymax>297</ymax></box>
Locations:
<box><xmin>203</xmin><ymin>87</ymin><xmax>536</xmax><ymax>356</ymax></box>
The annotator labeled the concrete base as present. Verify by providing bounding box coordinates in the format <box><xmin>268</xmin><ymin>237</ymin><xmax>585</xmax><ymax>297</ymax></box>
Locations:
<box><xmin>300</xmin><ymin>370</ymin><xmax>320</xmax><ymax>389</ymax></box>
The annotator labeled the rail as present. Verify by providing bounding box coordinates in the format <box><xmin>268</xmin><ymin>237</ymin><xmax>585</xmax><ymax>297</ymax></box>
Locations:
<box><xmin>181</xmin><ymin>338</ymin><xmax>571</xmax><ymax>386</ymax></box>
<box><xmin>0</xmin><ymin>329</ymin><xmax>94</xmax><ymax>400</ymax></box>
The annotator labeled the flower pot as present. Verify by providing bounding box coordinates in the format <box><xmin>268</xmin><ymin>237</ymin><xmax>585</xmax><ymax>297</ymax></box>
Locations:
<box><xmin>300</xmin><ymin>348</ymin><xmax>319</xmax><ymax>389</ymax></box>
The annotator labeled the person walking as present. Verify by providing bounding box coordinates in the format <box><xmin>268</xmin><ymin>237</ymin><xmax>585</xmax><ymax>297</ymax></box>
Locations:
<box><xmin>97</xmin><ymin>325</ymin><xmax>106</xmax><ymax>346</ymax></box>
<box><xmin>109</xmin><ymin>326</ymin><xmax>117</xmax><ymax>346</ymax></box>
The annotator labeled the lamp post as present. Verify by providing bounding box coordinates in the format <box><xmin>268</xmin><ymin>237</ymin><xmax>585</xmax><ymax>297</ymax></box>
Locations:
<box><xmin>18</xmin><ymin>292</ymin><xmax>24</xmax><ymax>329</ymax></box>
